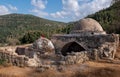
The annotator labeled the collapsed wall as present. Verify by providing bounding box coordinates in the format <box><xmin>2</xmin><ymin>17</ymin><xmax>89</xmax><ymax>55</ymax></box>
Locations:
<box><xmin>0</xmin><ymin>37</ymin><xmax>56</xmax><ymax>67</ymax></box>
<box><xmin>0</xmin><ymin>34</ymin><xmax>119</xmax><ymax>68</ymax></box>
<box><xmin>58</xmin><ymin>51</ymin><xmax>89</xmax><ymax>65</ymax></box>
<box><xmin>0</xmin><ymin>50</ymin><xmax>27</xmax><ymax>67</ymax></box>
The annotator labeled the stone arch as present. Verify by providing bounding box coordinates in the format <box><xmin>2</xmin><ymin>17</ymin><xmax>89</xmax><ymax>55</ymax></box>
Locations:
<box><xmin>61</xmin><ymin>42</ymin><xmax>86</xmax><ymax>56</ymax></box>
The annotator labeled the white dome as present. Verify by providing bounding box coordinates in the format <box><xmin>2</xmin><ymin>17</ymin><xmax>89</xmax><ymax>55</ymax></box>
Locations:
<box><xmin>72</xmin><ymin>18</ymin><xmax>104</xmax><ymax>32</ymax></box>
<box><xmin>33</xmin><ymin>37</ymin><xmax>55</xmax><ymax>53</ymax></box>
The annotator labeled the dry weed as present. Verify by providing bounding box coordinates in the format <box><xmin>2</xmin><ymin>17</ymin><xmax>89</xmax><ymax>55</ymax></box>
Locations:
<box><xmin>72</xmin><ymin>67</ymin><xmax>120</xmax><ymax>77</ymax></box>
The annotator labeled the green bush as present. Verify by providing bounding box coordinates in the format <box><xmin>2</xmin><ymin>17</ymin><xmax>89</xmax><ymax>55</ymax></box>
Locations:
<box><xmin>20</xmin><ymin>31</ymin><xmax>41</xmax><ymax>44</ymax></box>
<box><xmin>0</xmin><ymin>59</ymin><xmax>6</xmax><ymax>65</ymax></box>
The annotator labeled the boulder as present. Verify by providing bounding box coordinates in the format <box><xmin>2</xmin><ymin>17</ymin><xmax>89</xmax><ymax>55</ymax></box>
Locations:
<box><xmin>26</xmin><ymin>53</ymin><xmax>41</xmax><ymax>67</ymax></box>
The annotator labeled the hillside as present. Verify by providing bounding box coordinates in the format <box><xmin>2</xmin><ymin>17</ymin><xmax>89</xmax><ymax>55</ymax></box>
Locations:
<box><xmin>87</xmin><ymin>0</ymin><xmax>120</xmax><ymax>34</ymax></box>
<box><xmin>0</xmin><ymin>14</ymin><xmax>66</xmax><ymax>45</ymax></box>
<box><xmin>65</xmin><ymin>0</ymin><xmax>120</xmax><ymax>34</ymax></box>
<box><xmin>0</xmin><ymin>0</ymin><xmax>120</xmax><ymax>45</ymax></box>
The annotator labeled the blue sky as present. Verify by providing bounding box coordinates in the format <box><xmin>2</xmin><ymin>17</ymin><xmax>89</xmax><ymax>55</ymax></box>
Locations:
<box><xmin>0</xmin><ymin>0</ymin><xmax>112</xmax><ymax>22</ymax></box>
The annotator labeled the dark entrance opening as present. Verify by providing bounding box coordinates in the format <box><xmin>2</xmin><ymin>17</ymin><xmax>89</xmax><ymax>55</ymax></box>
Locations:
<box><xmin>61</xmin><ymin>42</ymin><xmax>85</xmax><ymax>56</ymax></box>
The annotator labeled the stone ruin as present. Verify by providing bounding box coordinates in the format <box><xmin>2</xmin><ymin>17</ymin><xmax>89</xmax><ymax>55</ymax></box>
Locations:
<box><xmin>51</xmin><ymin>18</ymin><xmax>119</xmax><ymax>60</ymax></box>
<box><xmin>0</xmin><ymin>18</ymin><xmax>119</xmax><ymax>70</ymax></box>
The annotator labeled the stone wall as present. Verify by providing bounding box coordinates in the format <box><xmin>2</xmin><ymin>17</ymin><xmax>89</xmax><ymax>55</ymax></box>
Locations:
<box><xmin>51</xmin><ymin>34</ymin><xmax>119</xmax><ymax>59</ymax></box>
<box><xmin>0</xmin><ymin>50</ymin><xmax>27</xmax><ymax>67</ymax></box>
<box><xmin>52</xmin><ymin>34</ymin><xmax>119</xmax><ymax>50</ymax></box>
<box><xmin>70</xmin><ymin>30</ymin><xmax>106</xmax><ymax>36</ymax></box>
<box><xmin>59</xmin><ymin>51</ymin><xmax>89</xmax><ymax>65</ymax></box>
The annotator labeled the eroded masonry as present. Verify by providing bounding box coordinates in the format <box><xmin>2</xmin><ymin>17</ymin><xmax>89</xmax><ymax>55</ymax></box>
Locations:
<box><xmin>0</xmin><ymin>18</ymin><xmax>119</xmax><ymax>68</ymax></box>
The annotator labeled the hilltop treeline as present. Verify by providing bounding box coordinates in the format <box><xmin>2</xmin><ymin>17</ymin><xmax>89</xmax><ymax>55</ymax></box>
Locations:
<box><xmin>0</xmin><ymin>14</ymin><xmax>68</xmax><ymax>45</ymax></box>
<box><xmin>87</xmin><ymin>0</ymin><xmax>120</xmax><ymax>34</ymax></box>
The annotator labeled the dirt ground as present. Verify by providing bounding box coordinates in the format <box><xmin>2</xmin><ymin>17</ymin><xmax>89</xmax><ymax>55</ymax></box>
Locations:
<box><xmin>0</xmin><ymin>60</ymin><xmax>120</xmax><ymax>77</ymax></box>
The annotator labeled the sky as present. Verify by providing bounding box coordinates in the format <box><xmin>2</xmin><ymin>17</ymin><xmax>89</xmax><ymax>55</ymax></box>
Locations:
<box><xmin>0</xmin><ymin>0</ymin><xmax>112</xmax><ymax>22</ymax></box>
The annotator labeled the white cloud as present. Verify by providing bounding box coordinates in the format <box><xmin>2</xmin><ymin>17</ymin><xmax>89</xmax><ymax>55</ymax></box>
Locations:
<box><xmin>31</xmin><ymin>0</ymin><xmax>47</xmax><ymax>10</ymax></box>
<box><xmin>31</xmin><ymin>0</ymin><xmax>48</xmax><ymax>17</ymax></box>
<box><xmin>50</xmin><ymin>0</ymin><xmax>112</xmax><ymax>21</ymax></box>
<box><xmin>77</xmin><ymin>0</ymin><xmax>112</xmax><ymax>18</ymax></box>
<box><xmin>0</xmin><ymin>4</ymin><xmax>18</xmax><ymax>15</ymax></box>
<box><xmin>51</xmin><ymin>11</ymin><xmax>69</xmax><ymax>18</ymax></box>
<box><xmin>50</xmin><ymin>0</ymin><xmax>80</xmax><ymax>19</ymax></box>
<box><xmin>62</xmin><ymin>0</ymin><xmax>79</xmax><ymax>12</ymax></box>
<box><xmin>31</xmin><ymin>9</ymin><xmax>48</xmax><ymax>17</ymax></box>
<box><xmin>8</xmin><ymin>4</ymin><xmax>17</xmax><ymax>11</ymax></box>
<box><xmin>0</xmin><ymin>5</ymin><xmax>10</xmax><ymax>15</ymax></box>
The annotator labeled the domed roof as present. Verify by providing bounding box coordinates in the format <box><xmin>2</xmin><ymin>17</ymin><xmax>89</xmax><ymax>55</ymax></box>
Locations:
<box><xmin>32</xmin><ymin>37</ymin><xmax>55</xmax><ymax>53</ymax></box>
<box><xmin>72</xmin><ymin>18</ymin><xmax>104</xmax><ymax>32</ymax></box>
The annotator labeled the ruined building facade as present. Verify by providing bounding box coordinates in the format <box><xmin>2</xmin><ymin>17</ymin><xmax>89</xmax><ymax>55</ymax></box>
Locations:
<box><xmin>0</xmin><ymin>18</ymin><xmax>119</xmax><ymax>67</ymax></box>
<box><xmin>51</xmin><ymin>18</ymin><xmax>119</xmax><ymax>60</ymax></box>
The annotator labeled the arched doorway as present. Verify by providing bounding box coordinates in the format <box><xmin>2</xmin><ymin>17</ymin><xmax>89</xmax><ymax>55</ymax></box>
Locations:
<box><xmin>61</xmin><ymin>42</ymin><xmax>85</xmax><ymax>56</ymax></box>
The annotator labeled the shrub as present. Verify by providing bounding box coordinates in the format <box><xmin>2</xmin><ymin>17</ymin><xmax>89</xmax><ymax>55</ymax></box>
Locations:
<box><xmin>20</xmin><ymin>31</ymin><xmax>41</xmax><ymax>44</ymax></box>
<box><xmin>0</xmin><ymin>59</ymin><xmax>6</xmax><ymax>65</ymax></box>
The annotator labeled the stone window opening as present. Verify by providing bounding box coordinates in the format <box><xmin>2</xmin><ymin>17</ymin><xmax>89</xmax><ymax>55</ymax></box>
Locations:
<box><xmin>61</xmin><ymin>42</ymin><xmax>85</xmax><ymax>56</ymax></box>
<box><xmin>91</xmin><ymin>32</ymin><xmax>94</xmax><ymax>35</ymax></box>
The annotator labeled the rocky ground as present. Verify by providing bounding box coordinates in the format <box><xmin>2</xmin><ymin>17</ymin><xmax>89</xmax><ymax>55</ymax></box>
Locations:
<box><xmin>0</xmin><ymin>43</ymin><xmax>120</xmax><ymax>77</ymax></box>
<box><xmin>0</xmin><ymin>60</ymin><xmax>120</xmax><ymax>77</ymax></box>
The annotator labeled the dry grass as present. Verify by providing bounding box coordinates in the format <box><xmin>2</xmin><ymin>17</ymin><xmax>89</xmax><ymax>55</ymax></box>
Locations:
<box><xmin>0</xmin><ymin>66</ymin><xmax>31</xmax><ymax>77</ymax></box>
<box><xmin>71</xmin><ymin>61</ymin><xmax>120</xmax><ymax>77</ymax></box>
<box><xmin>0</xmin><ymin>61</ymin><xmax>120</xmax><ymax>77</ymax></box>
<box><xmin>72</xmin><ymin>67</ymin><xmax>120</xmax><ymax>77</ymax></box>
<box><xmin>0</xmin><ymin>66</ymin><xmax>71</xmax><ymax>77</ymax></box>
